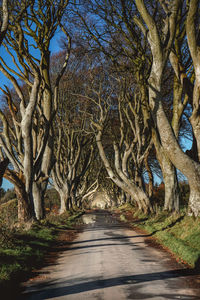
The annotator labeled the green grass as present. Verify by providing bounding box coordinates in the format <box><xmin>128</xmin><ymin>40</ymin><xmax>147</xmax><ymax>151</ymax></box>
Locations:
<box><xmin>136</xmin><ymin>211</ymin><xmax>200</xmax><ymax>267</ymax></box>
<box><xmin>119</xmin><ymin>214</ymin><xmax>127</xmax><ymax>222</ymax></box>
<box><xmin>115</xmin><ymin>205</ymin><xmax>200</xmax><ymax>268</ymax></box>
<box><xmin>0</xmin><ymin>211</ymin><xmax>83</xmax><ymax>296</ymax></box>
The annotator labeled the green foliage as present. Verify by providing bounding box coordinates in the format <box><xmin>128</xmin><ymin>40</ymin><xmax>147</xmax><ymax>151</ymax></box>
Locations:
<box><xmin>0</xmin><ymin>199</ymin><xmax>18</xmax><ymax>228</ymax></box>
<box><xmin>44</xmin><ymin>188</ymin><xmax>60</xmax><ymax>214</ymax></box>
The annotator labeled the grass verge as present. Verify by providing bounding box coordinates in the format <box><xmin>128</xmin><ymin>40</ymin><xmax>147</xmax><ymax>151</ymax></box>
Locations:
<box><xmin>115</xmin><ymin>204</ymin><xmax>200</xmax><ymax>269</ymax></box>
<box><xmin>0</xmin><ymin>211</ymin><xmax>83</xmax><ymax>298</ymax></box>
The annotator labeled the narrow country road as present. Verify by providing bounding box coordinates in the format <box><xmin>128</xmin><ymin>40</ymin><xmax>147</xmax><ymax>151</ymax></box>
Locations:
<box><xmin>21</xmin><ymin>211</ymin><xmax>199</xmax><ymax>300</ymax></box>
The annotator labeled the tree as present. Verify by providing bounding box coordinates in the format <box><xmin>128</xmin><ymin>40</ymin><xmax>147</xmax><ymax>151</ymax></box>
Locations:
<box><xmin>50</xmin><ymin>50</ymin><xmax>95</xmax><ymax>212</ymax></box>
<box><xmin>78</xmin><ymin>64</ymin><xmax>153</xmax><ymax>213</ymax></box>
<box><xmin>0</xmin><ymin>0</ymin><xmax>71</xmax><ymax>220</ymax></box>
<box><xmin>134</xmin><ymin>0</ymin><xmax>200</xmax><ymax>216</ymax></box>
<box><xmin>73</xmin><ymin>0</ymin><xmax>180</xmax><ymax>213</ymax></box>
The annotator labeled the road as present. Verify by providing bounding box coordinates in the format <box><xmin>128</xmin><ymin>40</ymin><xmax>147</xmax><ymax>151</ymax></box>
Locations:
<box><xmin>21</xmin><ymin>211</ymin><xmax>199</xmax><ymax>300</ymax></box>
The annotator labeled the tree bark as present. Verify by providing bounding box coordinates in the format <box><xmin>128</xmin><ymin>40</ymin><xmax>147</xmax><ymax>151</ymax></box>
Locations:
<box><xmin>0</xmin><ymin>157</ymin><xmax>9</xmax><ymax>186</ymax></box>
<box><xmin>4</xmin><ymin>169</ymin><xmax>33</xmax><ymax>222</ymax></box>
<box><xmin>0</xmin><ymin>0</ymin><xmax>8</xmax><ymax>46</ymax></box>
<box><xmin>144</xmin><ymin>154</ymin><xmax>153</xmax><ymax>199</ymax></box>
<box><xmin>59</xmin><ymin>191</ymin><xmax>69</xmax><ymax>214</ymax></box>
<box><xmin>32</xmin><ymin>182</ymin><xmax>44</xmax><ymax>220</ymax></box>
<box><xmin>162</xmin><ymin>160</ymin><xmax>179</xmax><ymax>212</ymax></box>
<box><xmin>15</xmin><ymin>184</ymin><xmax>31</xmax><ymax>223</ymax></box>
<box><xmin>152</xmin><ymin>129</ymin><xmax>180</xmax><ymax>212</ymax></box>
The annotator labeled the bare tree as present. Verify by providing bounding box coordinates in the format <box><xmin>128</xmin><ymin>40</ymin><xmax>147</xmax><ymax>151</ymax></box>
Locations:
<box><xmin>0</xmin><ymin>0</ymin><xmax>71</xmax><ymax>220</ymax></box>
<box><xmin>74</xmin><ymin>0</ymin><xmax>181</xmax><ymax>213</ymax></box>
<box><xmin>135</xmin><ymin>0</ymin><xmax>200</xmax><ymax>216</ymax></box>
<box><xmin>50</xmin><ymin>54</ymin><xmax>95</xmax><ymax>212</ymax></box>
<box><xmin>79</xmin><ymin>67</ymin><xmax>153</xmax><ymax>213</ymax></box>
<box><xmin>52</xmin><ymin>121</ymin><xmax>94</xmax><ymax>213</ymax></box>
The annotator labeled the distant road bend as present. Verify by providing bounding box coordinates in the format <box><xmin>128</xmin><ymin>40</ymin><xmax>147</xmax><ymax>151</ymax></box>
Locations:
<box><xmin>22</xmin><ymin>211</ymin><xmax>199</xmax><ymax>300</ymax></box>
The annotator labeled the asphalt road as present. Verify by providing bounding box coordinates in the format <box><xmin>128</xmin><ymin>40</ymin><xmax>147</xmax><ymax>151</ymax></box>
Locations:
<box><xmin>21</xmin><ymin>211</ymin><xmax>199</xmax><ymax>300</ymax></box>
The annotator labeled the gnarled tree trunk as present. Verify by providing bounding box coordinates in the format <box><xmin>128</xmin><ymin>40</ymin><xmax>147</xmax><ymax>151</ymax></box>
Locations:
<box><xmin>135</xmin><ymin>0</ymin><xmax>200</xmax><ymax>215</ymax></box>
<box><xmin>96</xmin><ymin>130</ymin><xmax>152</xmax><ymax>213</ymax></box>
<box><xmin>4</xmin><ymin>169</ymin><xmax>32</xmax><ymax>222</ymax></box>
<box><xmin>32</xmin><ymin>182</ymin><xmax>44</xmax><ymax>220</ymax></box>
<box><xmin>153</xmin><ymin>130</ymin><xmax>180</xmax><ymax>212</ymax></box>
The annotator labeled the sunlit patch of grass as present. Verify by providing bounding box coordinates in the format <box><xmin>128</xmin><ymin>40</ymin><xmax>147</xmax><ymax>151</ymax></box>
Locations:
<box><xmin>133</xmin><ymin>210</ymin><xmax>200</xmax><ymax>268</ymax></box>
<box><xmin>0</xmin><ymin>211</ymin><xmax>82</xmax><ymax>295</ymax></box>
<box><xmin>116</xmin><ymin>205</ymin><xmax>200</xmax><ymax>268</ymax></box>
<box><xmin>42</xmin><ymin>211</ymin><xmax>84</xmax><ymax>229</ymax></box>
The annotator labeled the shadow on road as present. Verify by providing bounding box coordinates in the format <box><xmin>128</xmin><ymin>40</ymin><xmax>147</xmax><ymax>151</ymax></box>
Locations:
<box><xmin>20</xmin><ymin>211</ymin><xmax>200</xmax><ymax>300</ymax></box>
<box><xmin>63</xmin><ymin>234</ymin><xmax>150</xmax><ymax>246</ymax></box>
<box><xmin>22</xmin><ymin>268</ymin><xmax>200</xmax><ymax>300</ymax></box>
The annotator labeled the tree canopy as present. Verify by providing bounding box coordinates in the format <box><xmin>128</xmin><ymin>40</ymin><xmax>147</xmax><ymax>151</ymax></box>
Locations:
<box><xmin>1</xmin><ymin>0</ymin><xmax>200</xmax><ymax>220</ymax></box>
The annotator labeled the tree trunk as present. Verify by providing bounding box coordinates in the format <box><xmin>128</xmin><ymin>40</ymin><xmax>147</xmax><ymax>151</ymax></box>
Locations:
<box><xmin>0</xmin><ymin>0</ymin><xmax>9</xmax><ymax>46</ymax></box>
<box><xmin>66</xmin><ymin>197</ymin><xmax>73</xmax><ymax>211</ymax></box>
<box><xmin>152</xmin><ymin>90</ymin><xmax>200</xmax><ymax>216</ymax></box>
<box><xmin>162</xmin><ymin>161</ymin><xmax>179</xmax><ymax>212</ymax></box>
<box><xmin>59</xmin><ymin>191</ymin><xmax>67</xmax><ymax>214</ymax></box>
<box><xmin>4</xmin><ymin>169</ymin><xmax>33</xmax><ymax>222</ymax></box>
<box><xmin>70</xmin><ymin>186</ymin><xmax>78</xmax><ymax>209</ymax></box>
<box><xmin>186</xmin><ymin>0</ymin><xmax>200</xmax><ymax>161</ymax></box>
<box><xmin>59</xmin><ymin>192</ymin><xmax>67</xmax><ymax>215</ymax></box>
<box><xmin>32</xmin><ymin>182</ymin><xmax>44</xmax><ymax>220</ymax></box>
<box><xmin>134</xmin><ymin>168</ymin><xmax>143</xmax><ymax>189</ymax></box>
<box><xmin>153</xmin><ymin>131</ymin><xmax>180</xmax><ymax>212</ymax></box>
<box><xmin>0</xmin><ymin>158</ymin><xmax>9</xmax><ymax>186</ymax></box>
<box><xmin>188</xmin><ymin>185</ymin><xmax>200</xmax><ymax>217</ymax></box>
<box><xmin>121</xmin><ymin>190</ymin><xmax>126</xmax><ymax>205</ymax></box>
<box><xmin>144</xmin><ymin>154</ymin><xmax>153</xmax><ymax>198</ymax></box>
<box><xmin>15</xmin><ymin>185</ymin><xmax>32</xmax><ymax>223</ymax></box>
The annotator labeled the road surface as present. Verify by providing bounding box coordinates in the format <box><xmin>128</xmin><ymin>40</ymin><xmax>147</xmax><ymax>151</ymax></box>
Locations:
<box><xmin>21</xmin><ymin>211</ymin><xmax>199</xmax><ymax>299</ymax></box>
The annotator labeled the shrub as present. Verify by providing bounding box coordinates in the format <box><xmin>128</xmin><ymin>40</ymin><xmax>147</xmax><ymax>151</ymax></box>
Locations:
<box><xmin>0</xmin><ymin>199</ymin><xmax>18</xmax><ymax>228</ymax></box>
<box><xmin>44</xmin><ymin>188</ymin><xmax>60</xmax><ymax>213</ymax></box>
<box><xmin>0</xmin><ymin>189</ymin><xmax>16</xmax><ymax>205</ymax></box>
